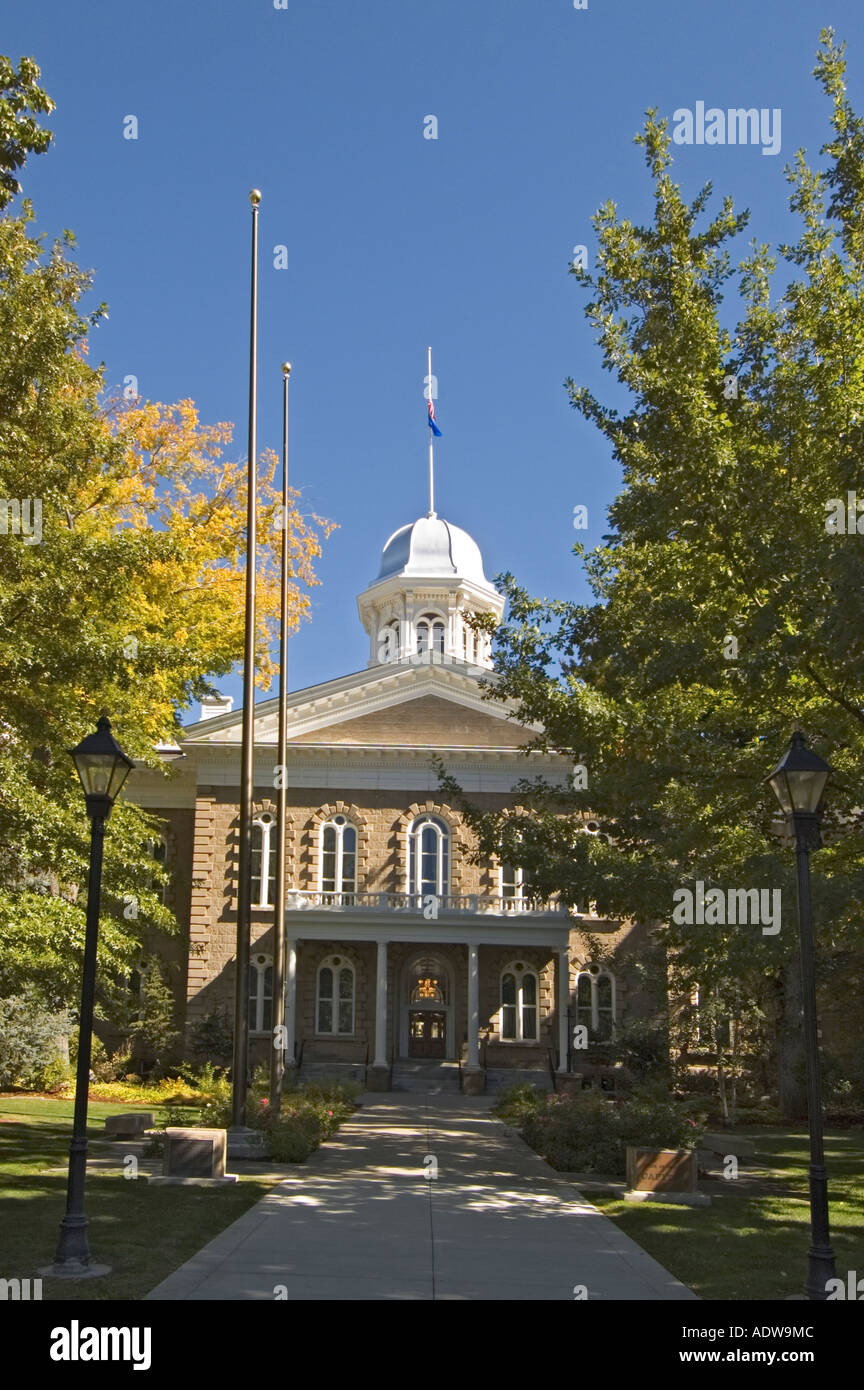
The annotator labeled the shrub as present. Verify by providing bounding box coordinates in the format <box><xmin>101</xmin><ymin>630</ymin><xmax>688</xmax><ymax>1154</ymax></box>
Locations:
<box><xmin>524</xmin><ymin>1092</ymin><xmax>622</xmax><ymax>1173</ymax></box>
<box><xmin>266</xmin><ymin>1114</ymin><xmax>323</xmax><ymax>1163</ymax></box>
<box><xmin>33</xmin><ymin>1057</ymin><xmax>73</xmax><ymax>1092</ymax></box>
<box><xmin>0</xmin><ymin>992</ymin><xmax>71</xmax><ymax>1089</ymax></box>
<box><xmin>493</xmin><ymin>1082</ymin><xmax>547</xmax><ymax>1125</ymax></box>
<box><xmin>90</xmin><ymin>1050</ymin><xmax>132</xmax><ymax>1083</ymax></box>
<box><xmin>523</xmin><ymin>1087</ymin><xmax>704</xmax><ymax>1177</ymax></box>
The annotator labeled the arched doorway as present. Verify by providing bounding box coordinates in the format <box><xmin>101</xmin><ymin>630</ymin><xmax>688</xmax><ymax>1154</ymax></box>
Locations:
<box><xmin>400</xmin><ymin>954</ymin><xmax>453</xmax><ymax>1060</ymax></box>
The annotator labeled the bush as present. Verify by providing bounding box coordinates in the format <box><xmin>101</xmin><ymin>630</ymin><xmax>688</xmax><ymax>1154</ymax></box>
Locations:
<box><xmin>90</xmin><ymin>1049</ymin><xmax>132</xmax><ymax>1083</ymax></box>
<box><xmin>266</xmin><ymin>1114</ymin><xmax>323</xmax><ymax>1163</ymax></box>
<box><xmin>33</xmin><ymin>1056</ymin><xmax>73</xmax><ymax>1092</ymax></box>
<box><xmin>493</xmin><ymin>1082</ymin><xmax>547</xmax><ymax>1125</ymax></box>
<box><xmin>0</xmin><ymin>992</ymin><xmax>71</xmax><ymax>1089</ymax></box>
<box><xmin>524</xmin><ymin>1092</ymin><xmax>623</xmax><ymax>1173</ymax></box>
<box><xmin>522</xmin><ymin>1086</ymin><xmax>704</xmax><ymax>1177</ymax></box>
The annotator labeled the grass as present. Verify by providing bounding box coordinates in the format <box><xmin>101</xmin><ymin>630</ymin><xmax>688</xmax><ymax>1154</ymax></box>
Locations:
<box><xmin>0</xmin><ymin>1092</ymin><xmax>280</xmax><ymax>1300</ymax></box>
<box><xmin>588</xmin><ymin>1125</ymin><xmax>864</xmax><ymax>1300</ymax></box>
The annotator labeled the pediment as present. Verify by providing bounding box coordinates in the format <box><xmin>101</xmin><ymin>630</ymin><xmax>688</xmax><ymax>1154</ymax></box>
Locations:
<box><xmin>183</xmin><ymin>662</ymin><xmax>536</xmax><ymax>748</ymax></box>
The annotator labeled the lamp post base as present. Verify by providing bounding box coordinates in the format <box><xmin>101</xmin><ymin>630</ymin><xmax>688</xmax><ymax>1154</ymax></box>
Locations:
<box><xmin>805</xmin><ymin>1243</ymin><xmax>837</xmax><ymax>1301</ymax></box>
<box><xmin>227</xmin><ymin>1125</ymin><xmax>265</xmax><ymax>1159</ymax></box>
<box><xmin>38</xmin><ymin>1261</ymin><xmax>111</xmax><ymax>1280</ymax></box>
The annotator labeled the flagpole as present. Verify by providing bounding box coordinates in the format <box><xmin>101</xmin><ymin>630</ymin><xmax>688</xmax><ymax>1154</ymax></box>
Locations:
<box><xmin>231</xmin><ymin>188</ymin><xmax>261</xmax><ymax>1140</ymax></box>
<box><xmin>427</xmin><ymin>344</ymin><xmax>435</xmax><ymax>518</ymax></box>
<box><xmin>270</xmin><ymin>362</ymin><xmax>291</xmax><ymax>1113</ymax></box>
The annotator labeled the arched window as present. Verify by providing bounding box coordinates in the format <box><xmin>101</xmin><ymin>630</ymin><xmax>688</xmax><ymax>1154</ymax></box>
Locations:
<box><xmin>575</xmin><ymin>964</ymin><xmax>615</xmax><ymax>1041</ymax></box>
<box><xmin>407</xmin><ymin>815</ymin><xmax>450</xmax><ymax>898</ymax></box>
<box><xmin>320</xmin><ymin>815</ymin><xmax>357</xmax><ymax>902</ymax></box>
<box><xmin>416</xmin><ymin>613</ymin><xmax>445</xmax><ymax>657</ymax></box>
<box><xmin>409</xmin><ymin>958</ymin><xmax>447</xmax><ymax>1003</ymax></box>
<box><xmin>248</xmin><ymin>953</ymin><xmax>273</xmax><ymax>1033</ymax></box>
<box><xmin>251</xmin><ymin>813</ymin><xmax>277</xmax><ymax>907</ymax></box>
<box><xmin>500</xmin><ymin>962</ymin><xmax>539</xmax><ymax>1041</ymax></box>
<box><xmin>316</xmin><ymin>955</ymin><xmax>355</xmax><ymax>1034</ymax></box>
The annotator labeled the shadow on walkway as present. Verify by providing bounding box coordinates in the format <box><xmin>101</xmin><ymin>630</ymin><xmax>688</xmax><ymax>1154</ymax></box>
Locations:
<box><xmin>145</xmin><ymin>1094</ymin><xmax>697</xmax><ymax>1301</ymax></box>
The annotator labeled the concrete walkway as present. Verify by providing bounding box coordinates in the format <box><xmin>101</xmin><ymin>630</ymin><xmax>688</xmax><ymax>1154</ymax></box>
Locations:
<box><xmin>145</xmin><ymin>1095</ymin><xmax>697</xmax><ymax>1301</ymax></box>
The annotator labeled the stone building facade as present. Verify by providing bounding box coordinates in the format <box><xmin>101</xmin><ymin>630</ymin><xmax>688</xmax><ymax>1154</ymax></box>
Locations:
<box><xmin>128</xmin><ymin>510</ymin><xmax>660</xmax><ymax>1091</ymax></box>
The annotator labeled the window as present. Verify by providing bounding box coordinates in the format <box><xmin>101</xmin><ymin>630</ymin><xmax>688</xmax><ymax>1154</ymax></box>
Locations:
<box><xmin>380</xmin><ymin>619</ymin><xmax>400</xmax><ymax>663</ymax></box>
<box><xmin>409</xmin><ymin>959</ymin><xmax>447</xmax><ymax>1003</ymax></box>
<box><xmin>320</xmin><ymin>815</ymin><xmax>357</xmax><ymax>902</ymax></box>
<box><xmin>407</xmin><ymin>815</ymin><xmax>450</xmax><ymax>898</ymax></box>
<box><xmin>500</xmin><ymin>862</ymin><xmax>535</xmax><ymax>909</ymax></box>
<box><xmin>248</xmin><ymin>953</ymin><xmax>273</xmax><ymax>1033</ymax></box>
<box><xmin>316</xmin><ymin>955</ymin><xmax>355</xmax><ymax>1034</ymax></box>
<box><xmin>416</xmin><ymin>613</ymin><xmax>445</xmax><ymax>656</ymax></box>
<box><xmin>575</xmin><ymin>964</ymin><xmax>615</xmax><ymax>1041</ymax></box>
<box><xmin>500</xmin><ymin>962</ymin><xmax>539</xmax><ymax>1041</ymax></box>
<box><xmin>251</xmin><ymin>813</ymin><xmax>277</xmax><ymax>907</ymax></box>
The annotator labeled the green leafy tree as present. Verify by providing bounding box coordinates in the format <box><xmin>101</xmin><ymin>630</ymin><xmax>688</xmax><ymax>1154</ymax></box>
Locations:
<box><xmin>445</xmin><ymin>30</ymin><xmax>864</xmax><ymax>1119</ymax></box>
<box><xmin>0</xmin><ymin>57</ymin><xmax>332</xmax><ymax>1024</ymax></box>
<box><xmin>0</xmin><ymin>55</ymin><xmax>53</xmax><ymax>209</ymax></box>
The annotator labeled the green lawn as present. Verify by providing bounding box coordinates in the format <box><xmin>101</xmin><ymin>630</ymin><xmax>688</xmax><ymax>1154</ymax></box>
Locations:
<box><xmin>0</xmin><ymin>1094</ymin><xmax>279</xmax><ymax>1300</ymax></box>
<box><xmin>590</xmin><ymin>1126</ymin><xmax>864</xmax><ymax>1300</ymax></box>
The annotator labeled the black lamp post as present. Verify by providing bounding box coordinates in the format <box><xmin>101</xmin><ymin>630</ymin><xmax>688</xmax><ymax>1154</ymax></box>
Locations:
<box><xmin>764</xmin><ymin>730</ymin><xmax>836</xmax><ymax>1301</ymax></box>
<box><xmin>42</xmin><ymin>715</ymin><xmax>133</xmax><ymax>1279</ymax></box>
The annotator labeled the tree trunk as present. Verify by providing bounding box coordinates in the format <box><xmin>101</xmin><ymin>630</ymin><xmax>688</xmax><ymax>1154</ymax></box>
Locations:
<box><xmin>776</xmin><ymin>962</ymin><xmax>807</xmax><ymax>1120</ymax></box>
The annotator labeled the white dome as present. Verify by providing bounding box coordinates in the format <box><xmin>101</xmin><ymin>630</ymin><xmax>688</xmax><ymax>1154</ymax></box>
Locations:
<box><xmin>376</xmin><ymin>515</ymin><xmax>490</xmax><ymax>586</ymax></box>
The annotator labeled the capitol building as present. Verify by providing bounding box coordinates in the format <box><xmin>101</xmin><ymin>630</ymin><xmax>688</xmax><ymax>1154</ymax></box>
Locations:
<box><xmin>128</xmin><ymin>506</ymin><xmax>655</xmax><ymax>1092</ymax></box>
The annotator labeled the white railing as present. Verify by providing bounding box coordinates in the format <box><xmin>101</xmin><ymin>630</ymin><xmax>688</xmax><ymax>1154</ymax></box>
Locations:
<box><xmin>284</xmin><ymin>889</ymin><xmax>566</xmax><ymax>916</ymax></box>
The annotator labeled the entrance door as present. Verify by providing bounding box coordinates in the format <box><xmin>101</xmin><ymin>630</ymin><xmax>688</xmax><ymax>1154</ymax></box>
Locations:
<box><xmin>408</xmin><ymin>1010</ymin><xmax>446</xmax><ymax>1058</ymax></box>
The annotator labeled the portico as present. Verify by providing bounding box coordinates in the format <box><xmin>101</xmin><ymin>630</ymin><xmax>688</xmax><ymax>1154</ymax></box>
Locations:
<box><xmin>280</xmin><ymin>907</ymin><xmax>572</xmax><ymax>1091</ymax></box>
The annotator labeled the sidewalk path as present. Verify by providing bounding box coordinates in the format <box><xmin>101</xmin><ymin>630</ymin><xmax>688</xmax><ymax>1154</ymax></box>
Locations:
<box><xmin>145</xmin><ymin>1095</ymin><xmax>696</xmax><ymax>1301</ymax></box>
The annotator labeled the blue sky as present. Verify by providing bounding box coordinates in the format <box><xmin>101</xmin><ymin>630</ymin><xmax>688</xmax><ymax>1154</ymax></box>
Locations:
<box><xmin>8</xmin><ymin>0</ymin><xmax>862</xmax><ymax>716</ymax></box>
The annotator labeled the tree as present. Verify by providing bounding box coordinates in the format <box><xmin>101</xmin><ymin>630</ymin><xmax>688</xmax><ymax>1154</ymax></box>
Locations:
<box><xmin>0</xmin><ymin>56</ymin><xmax>333</xmax><ymax>1021</ymax></box>
<box><xmin>128</xmin><ymin>959</ymin><xmax>180</xmax><ymax>1077</ymax></box>
<box><xmin>0</xmin><ymin>55</ymin><xmax>53</xmax><ymax>209</ymax></box>
<box><xmin>444</xmin><ymin>30</ymin><xmax>864</xmax><ymax>1118</ymax></box>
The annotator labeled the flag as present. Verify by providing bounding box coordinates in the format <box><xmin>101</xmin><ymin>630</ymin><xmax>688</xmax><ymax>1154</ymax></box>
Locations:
<box><xmin>427</xmin><ymin>397</ymin><xmax>442</xmax><ymax>436</ymax></box>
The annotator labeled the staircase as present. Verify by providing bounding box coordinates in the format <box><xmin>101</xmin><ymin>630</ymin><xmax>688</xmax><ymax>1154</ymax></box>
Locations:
<box><xmin>297</xmin><ymin>1061</ymin><xmax>367</xmax><ymax>1087</ymax></box>
<box><xmin>484</xmin><ymin>1067</ymin><xmax>551</xmax><ymax>1095</ymax></box>
<box><xmin>391</xmin><ymin>1060</ymin><xmax>462</xmax><ymax>1094</ymax></box>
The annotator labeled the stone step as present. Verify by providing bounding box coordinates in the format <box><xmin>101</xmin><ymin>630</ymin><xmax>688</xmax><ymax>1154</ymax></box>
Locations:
<box><xmin>296</xmin><ymin>1062</ymin><xmax>367</xmax><ymax>1086</ymax></box>
<box><xmin>391</xmin><ymin>1062</ymin><xmax>461</xmax><ymax>1093</ymax></box>
<box><xmin>484</xmin><ymin>1068</ymin><xmax>552</xmax><ymax>1095</ymax></box>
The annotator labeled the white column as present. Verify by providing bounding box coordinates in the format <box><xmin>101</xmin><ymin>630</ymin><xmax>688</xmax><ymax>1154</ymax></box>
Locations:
<box><xmin>467</xmin><ymin>943</ymin><xmax>479</xmax><ymax>1067</ymax></box>
<box><xmin>284</xmin><ymin>939</ymin><xmax>297</xmax><ymax>1068</ymax></box>
<box><xmin>557</xmin><ymin>948</ymin><xmax>570</xmax><ymax>1072</ymax></box>
<box><xmin>373</xmin><ymin>940</ymin><xmax>388</xmax><ymax>1069</ymax></box>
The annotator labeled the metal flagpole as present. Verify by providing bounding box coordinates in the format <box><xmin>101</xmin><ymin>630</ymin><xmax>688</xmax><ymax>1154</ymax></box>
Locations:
<box><xmin>427</xmin><ymin>344</ymin><xmax>435</xmax><ymax>517</ymax></box>
<box><xmin>270</xmin><ymin>362</ymin><xmax>291</xmax><ymax>1112</ymax></box>
<box><xmin>231</xmin><ymin>189</ymin><xmax>261</xmax><ymax>1137</ymax></box>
